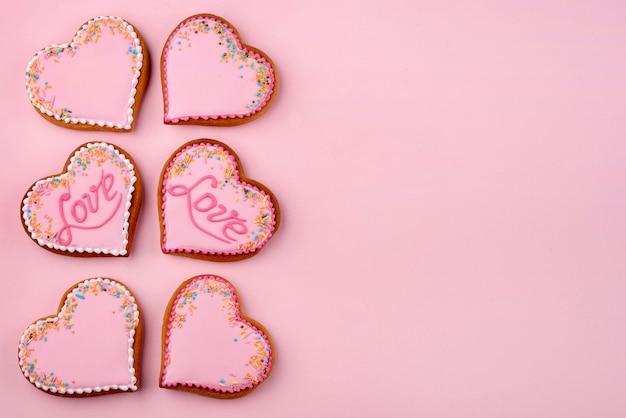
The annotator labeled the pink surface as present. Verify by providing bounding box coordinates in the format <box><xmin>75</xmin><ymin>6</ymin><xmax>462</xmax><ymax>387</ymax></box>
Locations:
<box><xmin>2</xmin><ymin>1</ymin><xmax>626</xmax><ymax>417</ymax></box>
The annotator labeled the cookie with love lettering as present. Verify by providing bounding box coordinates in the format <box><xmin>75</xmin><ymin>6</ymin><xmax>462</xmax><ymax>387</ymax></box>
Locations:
<box><xmin>159</xmin><ymin>139</ymin><xmax>280</xmax><ymax>261</ymax></box>
<box><xmin>21</xmin><ymin>142</ymin><xmax>142</xmax><ymax>257</ymax></box>
<box><xmin>160</xmin><ymin>275</ymin><xmax>273</xmax><ymax>398</ymax></box>
<box><xmin>161</xmin><ymin>14</ymin><xmax>277</xmax><ymax>126</ymax></box>
<box><xmin>18</xmin><ymin>278</ymin><xmax>142</xmax><ymax>396</ymax></box>
<box><xmin>25</xmin><ymin>16</ymin><xmax>150</xmax><ymax>131</ymax></box>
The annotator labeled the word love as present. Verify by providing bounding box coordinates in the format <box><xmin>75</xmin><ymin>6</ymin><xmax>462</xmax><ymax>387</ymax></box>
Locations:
<box><xmin>58</xmin><ymin>170</ymin><xmax>122</xmax><ymax>246</ymax></box>
<box><xmin>22</xmin><ymin>142</ymin><xmax>139</xmax><ymax>257</ymax></box>
<box><xmin>159</xmin><ymin>140</ymin><xmax>279</xmax><ymax>261</ymax></box>
<box><xmin>168</xmin><ymin>175</ymin><xmax>248</xmax><ymax>244</ymax></box>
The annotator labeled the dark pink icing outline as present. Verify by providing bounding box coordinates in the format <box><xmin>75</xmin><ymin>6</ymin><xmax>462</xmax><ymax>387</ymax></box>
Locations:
<box><xmin>162</xmin><ymin>15</ymin><xmax>276</xmax><ymax>123</ymax></box>
<box><xmin>160</xmin><ymin>142</ymin><xmax>277</xmax><ymax>257</ymax></box>
<box><xmin>161</xmin><ymin>275</ymin><xmax>272</xmax><ymax>394</ymax></box>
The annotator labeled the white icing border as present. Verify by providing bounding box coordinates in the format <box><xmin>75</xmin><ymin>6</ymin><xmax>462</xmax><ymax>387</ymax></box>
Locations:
<box><xmin>24</xmin><ymin>16</ymin><xmax>144</xmax><ymax>130</ymax></box>
<box><xmin>18</xmin><ymin>278</ymin><xmax>140</xmax><ymax>394</ymax></box>
<box><xmin>21</xmin><ymin>142</ymin><xmax>137</xmax><ymax>256</ymax></box>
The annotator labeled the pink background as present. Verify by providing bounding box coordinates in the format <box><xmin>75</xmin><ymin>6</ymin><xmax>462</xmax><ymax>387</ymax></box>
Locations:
<box><xmin>1</xmin><ymin>1</ymin><xmax>626</xmax><ymax>416</ymax></box>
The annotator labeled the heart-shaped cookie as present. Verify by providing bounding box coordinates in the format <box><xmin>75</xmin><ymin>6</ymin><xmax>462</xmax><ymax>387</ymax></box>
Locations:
<box><xmin>18</xmin><ymin>278</ymin><xmax>142</xmax><ymax>396</ymax></box>
<box><xmin>21</xmin><ymin>142</ymin><xmax>142</xmax><ymax>257</ymax></box>
<box><xmin>161</xmin><ymin>14</ymin><xmax>277</xmax><ymax>126</ymax></box>
<box><xmin>25</xmin><ymin>16</ymin><xmax>150</xmax><ymax>131</ymax></box>
<box><xmin>160</xmin><ymin>275</ymin><xmax>273</xmax><ymax>398</ymax></box>
<box><xmin>159</xmin><ymin>139</ymin><xmax>280</xmax><ymax>261</ymax></box>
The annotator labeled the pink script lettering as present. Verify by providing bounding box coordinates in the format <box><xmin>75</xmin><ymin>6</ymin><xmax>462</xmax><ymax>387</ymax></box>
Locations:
<box><xmin>57</xmin><ymin>170</ymin><xmax>123</xmax><ymax>246</ymax></box>
<box><xmin>168</xmin><ymin>175</ymin><xmax>248</xmax><ymax>243</ymax></box>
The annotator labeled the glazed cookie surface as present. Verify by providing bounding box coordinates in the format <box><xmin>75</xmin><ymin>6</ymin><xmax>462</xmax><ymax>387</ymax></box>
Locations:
<box><xmin>18</xmin><ymin>278</ymin><xmax>142</xmax><ymax>396</ymax></box>
<box><xmin>21</xmin><ymin>142</ymin><xmax>142</xmax><ymax>257</ymax></box>
<box><xmin>160</xmin><ymin>275</ymin><xmax>273</xmax><ymax>398</ymax></box>
<box><xmin>159</xmin><ymin>139</ymin><xmax>279</xmax><ymax>261</ymax></box>
<box><xmin>161</xmin><ymin>14</ymin><xmax>277</xmax><ymax>126</ymax></box>
<box><xmin>25</xmin><ymin>16</ymin><xmax>150</xmax><ymax>131</ymax></box>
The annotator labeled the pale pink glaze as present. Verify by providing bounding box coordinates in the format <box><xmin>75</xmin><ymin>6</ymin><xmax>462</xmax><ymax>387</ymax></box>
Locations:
<box><xmin>22</xmin><ymin>142</ymin><xmax>138</xmax><ymax>256</ymax></box>
<box><xmin>162</xmin><ymin>15</ymin><xmax>275</xmax><ymax>122</ymax></box>
<box><xmin>161</xmin><ymin>141</ymin><xmax>277</xmax><ymax>257</ymax></box>
<box><xmin>18</xmin><ymin>278</ymin><xmax>140</xmax><ymax>394</ymax></box>
<box><xmin>25</xmin><ymin>16</ymin><xmax>145</xmax><ymax>130</ymax></box>
<box><xmin>161</xmin><ymin>275</ymin><xmax>272</xmax><ymax>394</ymax></box>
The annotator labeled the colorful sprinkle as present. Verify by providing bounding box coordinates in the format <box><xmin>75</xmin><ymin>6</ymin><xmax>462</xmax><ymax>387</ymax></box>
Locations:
<box><xmin>169</xmin><ymin>17</ymin><xmax>272</xmax><ymax>111</ymax></box>
<box><xmin>25</xmin><ymin>17</ymin><xmax>141</xmax><ymax>125</ymax></box>
<box><xmin>165</xmin><ymin>276</ymin><xmax>271</xmax><ymax>393</ymax></box>
<box><xmin>18</xmin><ymin>278</ymin><xmax>139</xmax><ymax>392</ymax></box>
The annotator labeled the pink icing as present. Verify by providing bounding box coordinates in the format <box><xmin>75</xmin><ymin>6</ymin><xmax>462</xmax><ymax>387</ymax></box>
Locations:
<box><xmin>168</xmin><ymin>175</ymin><xmax>248</xmax><ymax>244</ymax></box>
<box><xmin>18</xmin><ymin>278</ymin><xmax>140</xmax><ymax>395</ymax></box>
<box><xmin>162</xmin><ymin>15</ymin><xmax>275</xmax><ymax>123</ymax></box>
<box><xmin>161</xmin><ymin>141</ymin><xmax>277</xmax><ymax>257</ymax></box>
<box><xmin>161</xmin><ymin>275</ymin><xmax>272</xmax><ymax>395</ymax></box>
<box><xmin>25</xmin><ymin>16</ymin><xmax>145</xmax><ymax>130</ymax></box>
<box><xmin>58</xmin><ymin>171</ymin><xmax>123</xmax><ymax>246</ymax></box>
<box><xmin>22</xmin><ymin>142</ymin><xmax>138</xmax><ymax>256</ymax></box>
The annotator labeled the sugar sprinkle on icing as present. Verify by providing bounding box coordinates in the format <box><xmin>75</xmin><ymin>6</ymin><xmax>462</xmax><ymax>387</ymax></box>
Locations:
<box><xmin>18</xmin><ymin>278</ymin><xmax>140</xmax><ymax>395</ymax></box>
<box><xmin>25</xmin><ymin>16</ymin><xmax>144</xmax><ymax>130</ymax></box>
<box><xmin>161</xmin><ymin>275</ymin><xmax>272</xmax><ymax>395</ymax></box>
